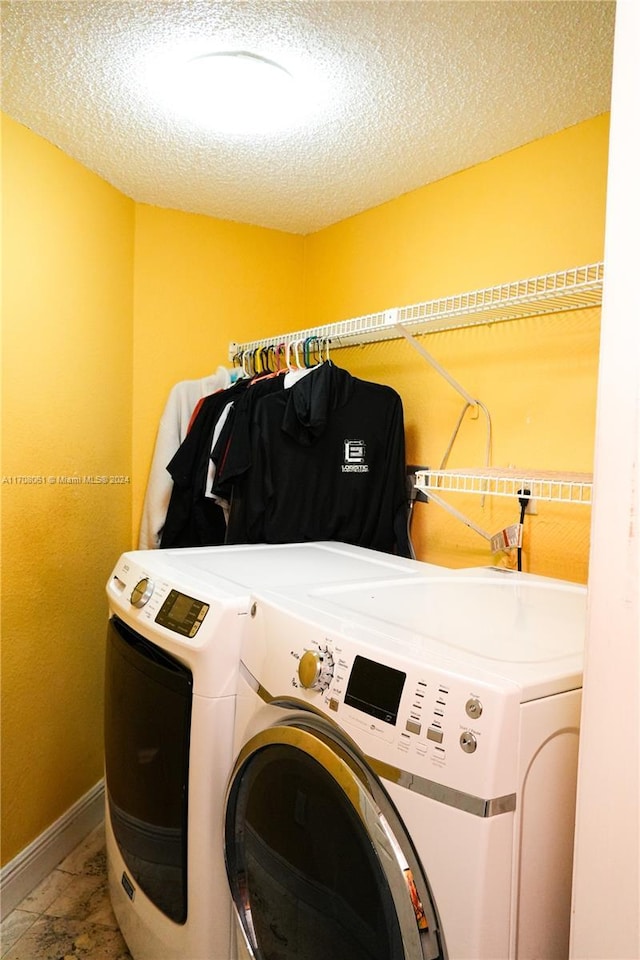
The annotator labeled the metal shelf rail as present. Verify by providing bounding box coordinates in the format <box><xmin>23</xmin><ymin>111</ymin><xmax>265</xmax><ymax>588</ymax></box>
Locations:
<box><xmin>415</xmin><ymin>468</ymin><xmax>593</xmax><ymax>506</ymax></box>
<box><xmin>229</xmin><ymin>261</ymin><xmax>604</xmax><ymax>359</ymax></box>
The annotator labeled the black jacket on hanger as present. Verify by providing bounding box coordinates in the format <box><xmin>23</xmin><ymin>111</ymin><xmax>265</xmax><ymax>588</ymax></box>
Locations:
<box><xmin>160</xmin><ymin>379</ymin><xmax>250</xmax><ymax>548</ymax></box>
<box><xmin>211</xmin><ymin>372</ymin><xmax>286</xmax><ymax>519</ymax></box>
<box><xmin>226</xmin><ymin>363</ymin><xmax>411</xmax><ymax>557</ymax></box>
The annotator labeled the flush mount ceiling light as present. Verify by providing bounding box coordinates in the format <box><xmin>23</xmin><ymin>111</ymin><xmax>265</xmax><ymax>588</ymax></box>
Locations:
<box><xmin>145</xmin><ymin>48</ymin><xmax>304</xmax><ymax>135</ymax></box>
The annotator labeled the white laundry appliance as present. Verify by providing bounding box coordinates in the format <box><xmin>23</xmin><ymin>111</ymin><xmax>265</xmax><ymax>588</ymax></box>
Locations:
<box><xmin>104</xmin><ymin>541</ymin><xmax>446</xmax><ymax>960</ymax></box>
<box><xmin>224</xmin><ymin>568</ymin><xmax>586</xmax><ymax>960</ymax></box>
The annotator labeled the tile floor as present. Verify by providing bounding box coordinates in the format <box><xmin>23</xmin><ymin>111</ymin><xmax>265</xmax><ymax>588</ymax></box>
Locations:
<box><xmin>1</xmin><ymin>822</ymin><xmax>132</xmax><ymax>960</ymax></box>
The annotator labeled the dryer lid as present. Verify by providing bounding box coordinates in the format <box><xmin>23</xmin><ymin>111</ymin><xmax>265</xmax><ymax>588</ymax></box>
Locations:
<box><xmin>113</xmin><ymin>541</ymin><xmax>446</xmax><ymax>594</ymax></box>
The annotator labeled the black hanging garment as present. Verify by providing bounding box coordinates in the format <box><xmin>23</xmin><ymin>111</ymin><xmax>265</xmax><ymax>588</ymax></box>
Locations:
<box><xmin>223</xmin><ymin>363</ymin><xmax>411</xmax><ymax>557</ymax></box>
<box><xmin>211</xmin><ymin>372</ymin><xmax>286</xmax><ymax>525</ymax></box>
<box><xmin>159</xmin><ymin>379</ymin><xmax>251</xmax><ymax>548</ymax></box>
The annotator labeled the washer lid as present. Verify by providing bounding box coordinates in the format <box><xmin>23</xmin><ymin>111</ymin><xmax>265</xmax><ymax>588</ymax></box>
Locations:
<box><xmin>263</xmin><ymin>573</ymin><xmax>586</xmax><ymax>699</ymax></box>
<box><xmin>310</xmin><ymin>576</ymin><xmax>586</xmax><ymax>664</ymax></box>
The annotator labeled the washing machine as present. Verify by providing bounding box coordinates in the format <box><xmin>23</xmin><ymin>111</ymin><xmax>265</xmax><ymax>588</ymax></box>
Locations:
<box><xmin>104</xmin><ymin>541</ymin><xmax>448</xmax><ymax>960</ymax></box>
<box><xmin>224</xmin><ymin>568</ymin><xmax>586</xmax><ymax>960</ymax></box>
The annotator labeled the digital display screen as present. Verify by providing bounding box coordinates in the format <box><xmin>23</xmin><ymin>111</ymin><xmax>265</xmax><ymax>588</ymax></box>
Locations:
<box><xmin>167</xmin><ymin>592</ymin><xmax>193</xmax><ymax>624</ymax></box>
<box><xmin>344</xmin><ymin>655</ymin><xmax>406</xmax><ymax>725</ymax></box>
<box><xmin>155</xmin><ymin>590</ymin><xmax>209</xmax><ymax>637</ymax></box>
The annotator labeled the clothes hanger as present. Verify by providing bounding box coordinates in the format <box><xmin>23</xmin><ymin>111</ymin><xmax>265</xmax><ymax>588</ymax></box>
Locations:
<box><xmin>304</xmin><ymin>336</ymin><xmax>321</xmax><ymax>368</ymax></box>
<box><xmin>284</xmin><ymin>337</ymin><xmax>325</xmax><ymax>387</ymax></box>
<box><xmin>283</xmin><ymin>338</ymin><xmax>311</xmax><ymax>387</ymax></box>
<box><xmin>265</xmin><ymin>345</ymin><xmax>276</xmax><ymax>373</ymax></box>
<box><xmin>285</xmin><ymin>340</ymin><xmax>297</xmax><ymax>371</ymax></box>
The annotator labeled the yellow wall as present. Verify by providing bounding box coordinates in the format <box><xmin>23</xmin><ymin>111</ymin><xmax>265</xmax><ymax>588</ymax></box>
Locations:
<box><xmin>304</xmin><ymin>115</ymin><xmax>609</xmax><ymax>579</ymax></box>
<box><xmin>132</xmin><ymin>206</ymin><xmax>304</xmax><ymax>532</ymax></box>
<box><xmin>1</xmin><ymin>111</ymin><xmax>609</xmax><ymax>867</ymax></box>
<box><xmin>1</xmin><ymin>119</ymin><xmax>305</xmax><ymax>866</ymax></box>
<box><xmin>1</xmin><ymin>115</ymin><xmax>135</xmax><ymax>863</ymax></box>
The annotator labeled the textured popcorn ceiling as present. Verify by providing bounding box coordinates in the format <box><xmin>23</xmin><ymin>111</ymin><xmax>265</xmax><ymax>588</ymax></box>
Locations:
<box><xmin>1</xmin><ymin>0</ymin><xmax>615</xmax><ymax>235</ymax></box>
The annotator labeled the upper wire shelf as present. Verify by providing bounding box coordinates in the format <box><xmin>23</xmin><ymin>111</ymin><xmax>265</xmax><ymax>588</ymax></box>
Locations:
<box><xmin>229</xmin><ymin>262</ymin><xmax>604</xmax><ymax>359</ymax></box>
<box><xmin>415</xmin><ymin>468</ymin><xmax>593</xmax><ymax>505</ymax></box>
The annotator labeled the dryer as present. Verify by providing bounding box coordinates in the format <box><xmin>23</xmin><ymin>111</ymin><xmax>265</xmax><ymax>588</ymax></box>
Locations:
<box><xmin>104</xmin><ymin>541</ymin><xmax>445</xmax><ymax>960</ymax></box>
<box><xmin>224</xmin><ymin>569</ymin><xmax>586</xmax><ymax>960</ymax></box>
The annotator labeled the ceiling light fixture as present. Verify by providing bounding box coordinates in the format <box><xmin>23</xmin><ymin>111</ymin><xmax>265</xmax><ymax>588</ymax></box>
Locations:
<box><xmin>146</xmin><ymin>48</ymin><xmax>303</xmax><ymax>135</ymax></box>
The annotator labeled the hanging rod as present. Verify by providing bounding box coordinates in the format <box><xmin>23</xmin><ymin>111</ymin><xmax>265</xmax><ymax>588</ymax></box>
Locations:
<box><xmin>228</xmin><ymin>261</ymin><xmax>604</xmax><ymax>360</ymax></box>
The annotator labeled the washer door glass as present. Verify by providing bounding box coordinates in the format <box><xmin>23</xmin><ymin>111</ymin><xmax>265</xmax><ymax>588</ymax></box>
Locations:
<box><xmin>224</xmin><ymin>716</ymin><xmax>445</xmax><ymax>960</ymax></box>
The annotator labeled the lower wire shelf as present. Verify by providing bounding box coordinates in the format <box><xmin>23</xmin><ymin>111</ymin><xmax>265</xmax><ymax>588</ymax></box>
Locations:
<box><xmin>415</xmin><ymin>468</ymin><xmax>593</xmax><ymax>506</ymax></box>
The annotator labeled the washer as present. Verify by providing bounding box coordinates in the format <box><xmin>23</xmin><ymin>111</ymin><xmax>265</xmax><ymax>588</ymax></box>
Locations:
<box><xmin>104</xmin><ymin>541</ymin><xmax>445</xmax><ymax>960</ymax></box>
<box><xmin>224</xmin><ymin>569</ymin><xmax>586</xmax><ymax>960</ymax></box>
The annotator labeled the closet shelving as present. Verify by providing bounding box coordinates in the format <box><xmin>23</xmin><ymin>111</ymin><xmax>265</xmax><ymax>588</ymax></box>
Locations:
<box><xmin>229</xmin><ymin>261</ymin><xmax>603</xmax><ymax>512</ymax></box>
<box><xmin>415</xmin><ymin>468</ymin><xmax>593</xmax><ymax>506</ymax></box>
<box><xmin>229</xmin><ymin>261</ymin><xmax>604</xmax><ymax>356</ymax></box>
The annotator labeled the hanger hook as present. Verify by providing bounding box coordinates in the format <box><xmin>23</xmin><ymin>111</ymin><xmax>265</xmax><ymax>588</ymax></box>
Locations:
<box><xmin>285</xmin><ymin>339</ymin><xmax>295</xmax><ymax>370</ymax></box>
<box><xmin>304</xmin><ymin>336</ymin><xmax>317</xmax><ymax>367</ymax></box>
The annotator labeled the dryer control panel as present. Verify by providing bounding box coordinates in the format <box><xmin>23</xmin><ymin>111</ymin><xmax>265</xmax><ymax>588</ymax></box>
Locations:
<box><xmin>106</xmin><ymin>551</ymin><xmax>250</xmax><ymax>700</ymax></box>
<box><xmin>107</xmin><ymin>556</ymin><xmax>211</xmax><ymax>641</ymax></box>
<box><xmin>155</xmin><ymin>589</ymin><xmax>210</xmax><ymax>638</ymax></box>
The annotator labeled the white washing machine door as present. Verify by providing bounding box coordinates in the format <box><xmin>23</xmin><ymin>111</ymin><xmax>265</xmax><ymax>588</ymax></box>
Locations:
<box><xmin>224</xmin><ymin>711</ymin><xmax>446</xmax><ymax>960</ymax></box>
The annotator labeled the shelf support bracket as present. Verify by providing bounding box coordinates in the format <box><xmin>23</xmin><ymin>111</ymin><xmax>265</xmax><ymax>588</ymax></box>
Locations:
<box><xmin>425</xmin><ymin>488</ymin><xmax>492</xmax><ymax>542</ymax></box>
<box><xmin>391</xmin><ymin>319</ymin><xmax>479</xmax><ymax>414</ymax></box>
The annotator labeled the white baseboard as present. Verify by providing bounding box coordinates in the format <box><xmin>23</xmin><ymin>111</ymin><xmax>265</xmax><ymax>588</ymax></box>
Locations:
<box><xmin>0</xmin><ymin>779</ymin><xmax>105</xmax><ymax>921</ymax></box>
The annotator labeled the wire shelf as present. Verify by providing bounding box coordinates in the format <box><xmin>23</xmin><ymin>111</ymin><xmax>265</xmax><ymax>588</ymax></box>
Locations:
<box><xmin>229</xmin><ymin>262</ymin><xmax>604</xmax><ymax>358</ymax></box>
<box><xmin>415</xmin><ymin>468</ymin><xmax>593</xmax><ymax>505</ymax></box>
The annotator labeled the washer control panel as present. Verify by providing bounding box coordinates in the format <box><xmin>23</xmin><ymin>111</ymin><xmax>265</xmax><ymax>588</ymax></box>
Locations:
<box><xmin>253</xmin><ymin>601</ymin><xmax>520</xmax><ymax>798</ymax></box>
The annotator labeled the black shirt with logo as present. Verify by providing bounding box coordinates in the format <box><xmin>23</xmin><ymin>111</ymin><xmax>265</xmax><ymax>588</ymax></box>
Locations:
<box><xmin>224</xmin><ymin>363</ymin><xmax>410</xmax><ymax>557</ymax></box>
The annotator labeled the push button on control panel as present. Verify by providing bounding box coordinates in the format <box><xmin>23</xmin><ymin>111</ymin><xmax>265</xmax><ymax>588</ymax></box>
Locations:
<box><xmin>465</xmin><ymin>697</ymin><xmax>483</xmax><ymax>720</ymax></box>
<box><xmin>405</xmin><ymin>720</ymin><xmax>421</xmax><ymax>736</ymax></box>
<box><xmin>459</xmin><ymin>731</ymin><xmax>478</xmax><ymax>754</ymax></box>
<box><xmin>427</xmin><ymin>726</ymin><xmax>443</xmax><ymax>744</ymax></box>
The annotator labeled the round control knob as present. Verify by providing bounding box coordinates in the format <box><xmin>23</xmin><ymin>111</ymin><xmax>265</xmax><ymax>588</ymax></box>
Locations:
<box><xmin>130</xmin><ymin>577</ymin><xmax>154</xmax><ymax>608</ymax></box>
<box><xmin>460</xmin><ymin>731</ymin><xmax>478</xmax><ymax>754</ymax></box>
<box><xmin>465</xmin><ymin>697</ymin><xmax>483</xmax><ymax>720</ymax></box>
<box><xmin>298</xmin><ymin>647</ymin><xmax>334</xmax><ymax>692</ymax></box>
